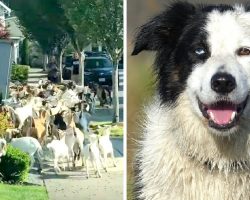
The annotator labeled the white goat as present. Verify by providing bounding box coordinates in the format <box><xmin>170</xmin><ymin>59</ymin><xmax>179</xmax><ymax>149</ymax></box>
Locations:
<box><xmin>10</xmin><ymin>137</ymin><xmax>43</xmax><ymax>171</ymax></box>
<box><xmin>98</xmin><ymin>126</ymin><xmax>117</xmax><ymax>170</ymax></box>
<box><xmin>47</xmin><ymin>140</ymin><xmax>70</xmax><ymax>173</ymax></box>
<box><xmin>14</xmin><ymin>97</ymin><xmax>43</xmax><ymax>129</ymax></box>
<box><xmin>58</xmin><ymin>127</ymin><xmax>84</xmax><ymax>168</ymax></box>
<box><xmin>61</xmin><ymin>89</ymin><xmax>81</xmax><ymax>108</ymax></box>
<box><xmin>83</xmin><ymin>133</ymin><xmax>104</xmax><ymax>178</ymax></box>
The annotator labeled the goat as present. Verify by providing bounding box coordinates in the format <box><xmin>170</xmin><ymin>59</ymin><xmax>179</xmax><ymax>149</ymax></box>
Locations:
<box><xmin>10</xmin><ymin>137</ymin><xmax>43</xmax><ymax>171</ymax></box>
<box><xmin>98</xmin><ymin>126</ymin><xmax>116</xmax><ymax>170</ymax></box>
<box><xmin>4</xmin><ymin>128</ymin><xmax>21</xmax><ymax>142</ymax></box>
<box><xmin>74</xmin><ymin>110</ymin><xmax>91</xmax><ymax>134</ymax></box>
<box><xmin>32</xmin><ymin>109</ymin><xmax>50</xmax><ymax>144</ymax></box>
<box><xmin>94</xmin><ymin>84</ymin><xmax>112</xmax><ymax>107</ymax></box>
<box><xmin>47</xmin><ymin>140</ymin><xmax>70</xmax><ymax>173</ymax></box>
<box><xmin>58</xmin><ymin>127</ymin><xmax>84</xmax><ymax>168</ymax></box>
<box><xmin>53</xmin><ymin>110</ymin><xmax>85</xmax><ymax>168</ymax></box>
<box><xmin>14</xmin><ymin>97</ymin><xmax>43</xmax><ymax>129</ymax></box>
<box><xmin>83</xmin><ymin>133</ymin><xmax>104</xmax><ymax>178</ymax></box>
<box><xmin>23</xmin><ymin>110</ymin><xmax>50</xmax><ymax>145</ymax></box>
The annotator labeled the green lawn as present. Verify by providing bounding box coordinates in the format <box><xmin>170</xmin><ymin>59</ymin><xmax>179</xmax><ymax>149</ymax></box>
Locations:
<box><xmin>0</xmin><ymin>183</ymin><xmax>48</xmax><ymax>200</ymax></box>
<box><xmin>90</xmin><ymin>121</ymin><xmax>123</xmax><ymax>137</ymax></box>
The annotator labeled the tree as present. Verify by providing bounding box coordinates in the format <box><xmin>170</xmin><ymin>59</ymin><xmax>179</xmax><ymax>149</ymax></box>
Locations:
<box><xmin>20</xmin><ymin>38</ymin><xmax>29</xmax><ymax>65</ymax></box>
<box><xmin>59</xmin><ymin>0</ymin><xmax>96</xmax><ymax>85</ymax></box>
<box><xmin>93</xmin><ymin>0</ymin><xmax>123</xmax><ymax>123</ymax></box>
<box><xmin>10</xmin><ymin>0</ymin><xmax>73</xmax><ymax>72</ymax></box>
<box><xmin>62</xmin><ymin>0</ymin><xmax>123</xmax><ymax>122</ymax></box>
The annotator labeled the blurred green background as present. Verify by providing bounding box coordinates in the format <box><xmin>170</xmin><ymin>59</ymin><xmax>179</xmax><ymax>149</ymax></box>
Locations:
<box><xmin>127</xmin><ymin>0</ymin><xmax>248</xmax><ymax>199</ymax></box>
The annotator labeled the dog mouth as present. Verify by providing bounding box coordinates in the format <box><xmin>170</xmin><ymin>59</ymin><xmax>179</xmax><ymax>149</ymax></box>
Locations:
<box><xmin>198</xmin><ymin>97</ymin><xmax>248</xmax><ymax>130</ymax></box>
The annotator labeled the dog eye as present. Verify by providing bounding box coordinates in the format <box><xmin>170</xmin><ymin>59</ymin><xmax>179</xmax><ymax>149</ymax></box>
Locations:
<box><xmin>237</xmin><ymin>47</ymin><xmax>250</xmax><ymax>56</ymax></box>
<box><xmin>194</xmin><ymin>48</ymin><xmax>206</xmax><ymax>56</ymax></box>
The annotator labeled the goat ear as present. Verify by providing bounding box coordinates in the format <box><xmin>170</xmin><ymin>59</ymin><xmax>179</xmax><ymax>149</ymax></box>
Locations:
<box><xmin>132</xmin><ymin>2</ymin><xmax>196</xmax><ymax>55</ymax></box>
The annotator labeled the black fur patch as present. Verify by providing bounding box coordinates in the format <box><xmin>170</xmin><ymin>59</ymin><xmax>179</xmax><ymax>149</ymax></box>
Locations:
<box><xmin>132</xmin><ymin>2</ymin><xmax>237</xmax><ymax>104</ymax></box>
<box><xmin>54</xmin><ymin>113</ymin><xmax>67</xmax><ymax>130</ymax></box>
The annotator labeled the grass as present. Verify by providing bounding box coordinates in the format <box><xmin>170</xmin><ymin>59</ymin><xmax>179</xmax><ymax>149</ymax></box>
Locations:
<box><xmin>0</xmin><ymin>183</ymin><xmax>48</xmax><ymax>200</ymax></box>
<box><xmin>89</xmin><ymin>121</ymin><xmax>123</xmax><ymax>137</ymax></box>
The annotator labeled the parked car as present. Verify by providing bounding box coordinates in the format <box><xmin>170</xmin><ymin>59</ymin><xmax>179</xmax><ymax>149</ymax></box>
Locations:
<box><xmin>84</xmin><ymin>56</ymin><xmax>113</xmax><ymax>86</ymax></box>
<box><xmin>62</xmin><ymin>52</ymin><xmax>113</xmax><ymax>85</ymax></box>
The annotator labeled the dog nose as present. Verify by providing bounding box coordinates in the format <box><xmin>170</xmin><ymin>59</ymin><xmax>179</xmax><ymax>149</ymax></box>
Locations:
<box><xmin>211</xmin><ymin>73</ymin><xmax>236</xmax><ymax>94</ymax></box>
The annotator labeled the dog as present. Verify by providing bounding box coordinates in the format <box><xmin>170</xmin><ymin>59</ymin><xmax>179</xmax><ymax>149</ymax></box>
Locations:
<box><xmin>132</xmin><ymin>2</ymin><xmax>250</xmax><ymax>200</ymax></box>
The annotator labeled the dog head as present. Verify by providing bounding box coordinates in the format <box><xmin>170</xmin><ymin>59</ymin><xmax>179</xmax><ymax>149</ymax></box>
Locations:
<box><xmin>133</xmin><ymin>2</ymin><xmax>250</xmax><ymax>136</ymax></box>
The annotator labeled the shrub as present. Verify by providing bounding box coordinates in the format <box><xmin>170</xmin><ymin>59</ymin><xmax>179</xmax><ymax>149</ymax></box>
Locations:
<box><xmin>0</xmin><ymin>112</ymin><xmax>13</xmax><ymax>137</ymax></box>
<box><xmin>11</xmin><ymin>65</ymin><xmax>29</xmax><ymax>83</ymax></box>
<box><xmin>0</xmin><ymin>145</ymin><xmax>30</xmax><ymax>183</ymax></box>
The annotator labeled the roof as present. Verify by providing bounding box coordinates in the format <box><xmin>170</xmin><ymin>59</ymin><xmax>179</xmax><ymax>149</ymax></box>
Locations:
<box><xmin>5</xmin><ymin>17</ymin><xmax>24</xmax><ymax>39</ymax></box>
<box><xmin>0</xmin><ymin>1</ymin><xmax>11</xmax><ymax>14</ymax></box>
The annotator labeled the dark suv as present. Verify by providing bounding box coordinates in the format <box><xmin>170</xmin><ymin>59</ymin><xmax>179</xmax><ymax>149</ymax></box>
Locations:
<box><xmin>84</xmin><ymin>56</ymin><xmax>113</xmax><ymax>86</ymax></box>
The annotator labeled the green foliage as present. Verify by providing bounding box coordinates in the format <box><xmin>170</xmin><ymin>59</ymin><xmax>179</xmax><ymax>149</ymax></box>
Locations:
<box><xmin>90</xmin><ymin>122</ymin><xmax>123</xmax><ymax>137</ymax></box>
<box><xmin>11</xmin><ymin>65</ymin><xmax>29</xmax><ymax>83</ymax></box>
<box><xmin>0</xmin><ymin>112</ymin><xmax>13</xmax><ymax>137</ymax></box>
<box><xmin>10</xmin><ymin>0</ymin><xmax>72</xmax><ymax>54</ymax></box>
<box><xmin>20</xmin><ymin>38</ymin><xmax>29</xmax><ymax>65</ymax></box>
<box><xmin>0</xmin><ymin>145</ymin><xmax>31</xmax><ymax>183</ymax></box>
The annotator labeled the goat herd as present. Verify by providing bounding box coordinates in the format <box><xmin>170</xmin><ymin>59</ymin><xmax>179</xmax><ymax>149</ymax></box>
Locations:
<box><xmin>0</xmin><ymin>80</ymin><xmax>116</xmax><ymax>178</ymax></box>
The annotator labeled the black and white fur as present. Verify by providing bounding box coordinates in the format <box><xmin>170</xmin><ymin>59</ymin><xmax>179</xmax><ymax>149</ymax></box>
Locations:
<box><xmin>132</xmin><ymin>2</ymin><xmax>250</xmax><ymax>200</ymax></box>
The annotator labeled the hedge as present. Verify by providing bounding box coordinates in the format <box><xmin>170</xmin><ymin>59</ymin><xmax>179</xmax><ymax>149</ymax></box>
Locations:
<box><xmin>0</xmin><ymin>145</ymin><xmax>31</xmax><ymax>183</ymax></box>
<box><xmin>11</xmin><ymin>65</ymin><xmax>29</xmax><ymax>83</ymax></box>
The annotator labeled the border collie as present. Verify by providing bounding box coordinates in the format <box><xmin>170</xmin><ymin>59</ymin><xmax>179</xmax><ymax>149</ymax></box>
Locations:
<box><xmin>132</xmin><ymin>2</ymin><xmax>250</xmax><ymax>200</ymax></box>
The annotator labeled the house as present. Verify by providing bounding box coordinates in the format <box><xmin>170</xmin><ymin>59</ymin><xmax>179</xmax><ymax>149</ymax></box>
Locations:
<box><xmin>5</xmin><ymin>16</ymin><xmax>24</xmax><ymax>64</ymax></box>
<box><xmin>0</xmin><ymin>1</ymin><xmax>10</xmax><ymax>26</ymax></box>
<box><xmin>0</xmin><ymin>1</ymin><xmax>24</xmax><ymax>64</ymax></box>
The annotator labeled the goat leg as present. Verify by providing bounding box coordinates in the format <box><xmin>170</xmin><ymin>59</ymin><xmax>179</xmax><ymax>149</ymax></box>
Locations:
<box><xmin>111</xmin><ymin>151</ymin><xmax>117</xmax><ymax>167</ymax></box>
<box><xmin>85</xmin><ymin>158</ymin><xmax>89</xmax><ymax>179</ymax></box>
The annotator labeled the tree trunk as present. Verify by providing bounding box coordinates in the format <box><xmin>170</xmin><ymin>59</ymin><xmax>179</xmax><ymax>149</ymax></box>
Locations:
<box><xmin>112</xmin><ymin>59</ymin><xmax>119</xmax><ymax>123</ymax></box>
<box><xmin>77</xmin><ymin>51</ymin><xmax>85</xmax><ymax>86</ymax></box>
<box><xmin>59</xmin><ymin>49</ymin><xmax>65</xmax><ymax>83</ymax></box>
<box><xmin>43</xmin><ymin>54</ymin><xmax>48</xmax><ymax>71</ymax></box>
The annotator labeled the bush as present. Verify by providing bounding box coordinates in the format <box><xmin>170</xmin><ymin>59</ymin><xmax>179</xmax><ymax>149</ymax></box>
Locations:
<box><xmin>0</xmin><ymin>145</ymin><xmax>31</xmax><ymax>183</ymax></box>
<box><xmin>11</xmin><ymin>65</ymin><xmax>29</xmax><ymax>83</ymax></box>
<box><xmin>0</xmin><ymin>112</ymin><xmax>13</xmax><ymax>137</ymax></box>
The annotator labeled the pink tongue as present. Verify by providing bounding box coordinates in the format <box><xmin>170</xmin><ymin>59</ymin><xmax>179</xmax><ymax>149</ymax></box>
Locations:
<box><xmin>207</xmin><ymin>109</ymin><xmax>234</xmax><ymax>125</ymax></box>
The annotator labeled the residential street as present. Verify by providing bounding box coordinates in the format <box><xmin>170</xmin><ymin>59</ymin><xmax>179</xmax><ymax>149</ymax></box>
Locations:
<box><xmin>26</xmin><ymin>68</ymin><xmax>124</xmax><ymax>200</ymax></box>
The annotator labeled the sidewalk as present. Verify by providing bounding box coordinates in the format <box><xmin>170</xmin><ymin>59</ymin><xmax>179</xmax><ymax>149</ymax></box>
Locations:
<box><xmin>43</xmin><ymin>158</ymin><xmax>123</xmax><ymax>200</ymax></box>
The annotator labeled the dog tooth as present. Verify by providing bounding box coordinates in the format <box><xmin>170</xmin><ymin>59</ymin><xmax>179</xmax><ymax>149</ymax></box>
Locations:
<box><xmin>231</xmin><ymin>112</ymin><xmax>236</xmax><ymax>120</ymax></box>
<box><xmin>209</xmin><ymin>111</ymin><xmax>215</xmax><ymax>120</ymax></box>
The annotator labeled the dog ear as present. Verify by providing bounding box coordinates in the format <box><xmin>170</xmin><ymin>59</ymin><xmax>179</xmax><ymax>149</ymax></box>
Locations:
<box><xmin>132</xmin><ymin>2</ymin><xmax>196</xmax><ymax>55</ymax></box>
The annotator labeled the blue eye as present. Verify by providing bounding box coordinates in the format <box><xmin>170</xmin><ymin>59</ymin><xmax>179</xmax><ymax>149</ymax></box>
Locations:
<box><xmin>195</xmin><ymin>48</ymin><xmax>206</xmax><ymax>55</ymax></box>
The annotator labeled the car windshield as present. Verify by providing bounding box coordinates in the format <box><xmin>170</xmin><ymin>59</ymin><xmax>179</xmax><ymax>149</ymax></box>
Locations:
<box><xmin>85</xmin><ymin>58</ymin><xmax>112</xmax><ymax>69</ymax></box>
